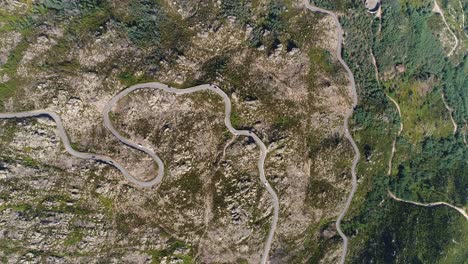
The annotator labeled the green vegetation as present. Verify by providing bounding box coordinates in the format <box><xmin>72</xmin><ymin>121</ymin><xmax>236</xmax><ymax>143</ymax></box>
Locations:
<box><xmin>175</xmin><ymin>171</ymin><xmax>203</xmax><ymax>196</ymax></box>
<box><xmin>282</xmin><ymin>217</ymin><xmax>340</xmax><ymax>263</ymax></box>
<box><xmin>0</xmin><ymin>32</ymin><xmax>32</xmax><ymax>105</ymax></box>
<box><xmin>308</xmin><ymin>48</ymin><xmax>336</xmax><ymax>75</ymax></box>
<box><xmin>116</xmin><ymin>212</ymin><xmax>146</xmax><ymax>235</ymax></box>
<box><xmin>248</xmin><ymin>1</ymin><xmax>322</xmax><ymax>55</ymax></box>
<box><xmin>0</xmin><ymin>2</ymin><xmax>35</xmax><ymax>33</ymax></box>
<box><xmin>311</xmin><ymin>0</ymin><xmax>352</xmax><ymax>12</ymax></box>
<box><xmin>310</xmin><ymin>0</ymin><xmax>468</xmax><ymax>262</ymax></box>
<box><xmin>307</xmin><ymin>131</ymin><xmax>346</xmax><ymax>159</ymax></box>
<box><xmin>390</xmin><ymin>136</ymin><xmax>467</xmax><ymax>205</ymax></box>
<box><xmin>1</xmin><ymin>38</ymin><xmax>30</xmax><ymax>76</ymax></box>
<box><xmin>0</xmin><ymin>121</ymin><xmax>18</xmax><ymax>143</ymax></box>
<box><xmin>1</xmin><ymin>194</ymin><xmax>90</xmax><ymax>222</ymax></box>
<box><xmin>195</xmin><ymin>55</ymin><xmax>229</xmax><ymax>85</ymax></box>
<box><xmin>64</xmin><ymin>230</ymin><xmax>84</xmax><ymax>246</ymax></box>
<box><xmin>0</xmin><ymin>239</ymin><xmax>23</xmax><ymax>261</ymax></box>
<box><xmin>307</xmin><ymin>47</ymin><xmax>339</xmax><ymax>88</ymax></box>
<box><xmin>1</xmin><ymin>0</ymin><xmax>465</xmax><ymax>261</ymax></box>
<box><xmin>22</xmin><ymin>156</ymin><xmax>39</xmax><ymax>167</ymax></box>
<box><xmin>220</xmin><ymin>0</ymin><xmax>252</xmax><ymax>25</ymax></box>
<box><xmin>112</xmin><ymin>0</ymin><xmax>192</xmax><ymax>64</ymax></box>
<box><xmin>384</xmin><ymin>80</ymin><xmax>453</xmax><ymax>143</ymax></box>
<box><xmin>212</xmin><ymin>171</ymin><xmax>258</xmax><ymax>221</ymax></box>
<box><xmin>118</xmin><ymin>71</ymin><xmax>153</xmax><ymax>87</ymax></box>
<box><xmin>230</xmin><ymin>110</ymin><xmax>242</xmax><ymax>129</ymax></box>
<box><xmin>345</xmin><ymin>200</ymin><xmax>468</xmax><ymax>263</ymax></box>
<box><xmin>146</xmin><ymin>240</ymin><xmax>193</xmax><ymax>264</ymax></box>
<box><xmin>0</xmin><ymin>0</ymin><xmax>194</xmax><ymax>107</ymax></box>
<box><xmin>98</xmin><ymin>195</ymin><xmax>114</xmax><ymax>214</ymax></box>
<box><xmin>249</xmin><ymin>1</ymin><xmax>288</xmax><ymax>52</ymax></box>
<box><xmin>272</xmin><ymin>115</ymin><xmax>299</xmax><ymax>130</ymax></box>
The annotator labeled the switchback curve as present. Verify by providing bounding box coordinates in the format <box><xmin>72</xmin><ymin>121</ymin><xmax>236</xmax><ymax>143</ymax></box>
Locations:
<box><xmin>0</xmin><ymin>82</ymin><xmax>279</xmax><ymax>264</ymax></box>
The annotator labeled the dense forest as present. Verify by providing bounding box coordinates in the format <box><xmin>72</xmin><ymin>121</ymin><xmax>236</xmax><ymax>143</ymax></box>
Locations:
<box><xmin>313</xmin><ymin>0</ymin><xmax>468</xmax><ymax>262</ymax></box>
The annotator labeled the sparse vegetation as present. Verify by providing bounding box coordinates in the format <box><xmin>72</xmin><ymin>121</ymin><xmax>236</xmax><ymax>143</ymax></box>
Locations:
<box><xmin>64</xmin><ymin>230</ymin><xmax>84</xmax><ymax>246</ymax></box>
<box><xmin>146</xmin><ymin>240</ymin><xmax>193</xmax><ymax>264</ymax></box>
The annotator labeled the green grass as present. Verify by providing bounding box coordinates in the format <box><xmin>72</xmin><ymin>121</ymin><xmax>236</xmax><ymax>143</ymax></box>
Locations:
<box><xmin>0</xmin><ymin>238</ymin><xmax>23</xmax><ymax>260</ymax></box>
<box><xmin>22</xmin><ymin>156</ymin><xmax>39</xmax><ymax>167</ymax></box>
<box><xmin>273</xmin><ymin>115</ymin><xmax>299</xmax><ymax>130</ymax></box>
<box><xmin>0</xmin><ymin>120</ymin><xmax>18</xmax><ymax>142</ymax></box>
<box><xmin>146</xmin><ymin>240</ymin><xmax>192</xmax><ymax>264</ymax></box>
<box><xmin>1</xmin><ymin>33</ymin><xmax>30</xmax><ymax>75</ymax></box>
<box><xmin>10</xmin><ymin>203</ymin><xmax>33</xmax><ymax>212</ymax></box>
<box><xmin>64</xmin><ymin>230</ymin><xmax>84</xmax><ymax>246</ymax></box>
<box><xmin>118</xmin><ymin>71</ymin><xmax>153</xmax><ymax>87</ymax></box>
<box><xmin>0</xmin><ymin>79</ymin><xmax>24</xmax><ymax>109</ymax></box>
<box><xmin>283</xmin><ymin>217</ymin><xmax>338</xmax><ymax>263</ymax></box>
<box><xmin>306</xmin><ymin>47</ymin><xmax>339</xmax><ymax>91</ymax></box>
<box><xmin>236</xmin><ymin>259</ymin><xmax>249</xmax><ymax>264</ymax></box>
<box><xmin>384</xmin><ymin>79</ymin><xmax>453</xmax><ymax>144</ymax></box>
<box><xmin>98</xmin><ymin>195</ymin><xmax>113</xmax><ymax>214</ymax></box>
<box><xmin>230</xmin><ymin>110</ymin><xmax>242</xmax><ymax>129</ymax></box>
<box><xmin>0</xmin><ymin>29</ymin><xmax>33</xmax><ymax>106</ymax></box>
<box><xmin>70</xmin><ymin>9</ymin><xmax>109</xmax><ymax>38</ymax></box>
<box><xmin>399</xmin><ymin>0</ymin><xmax>431</xmax><ymax>9</ymax></box>
<box><xmin>40</xmin><ymin>39</ymin><xmax>80</xmax><ymax>73</ymax></box>
<box><xmin>0</xmin><ymin>3</ymin><xmax>35</xmax><ymax>33</ymax></box>
<box><xmin>308</xmin><ymin>48</ymin><xmax>336</xmax><ymax>74</ymax></box>
<box><xmin>176</xmin><ymin>172</ymin><xmax>202</xmax><ymax>195</ymax></box>
<box><xmin>115</xmin><ymin>212</ymin><xmax>146</xmax><ymax>235</ymax></box>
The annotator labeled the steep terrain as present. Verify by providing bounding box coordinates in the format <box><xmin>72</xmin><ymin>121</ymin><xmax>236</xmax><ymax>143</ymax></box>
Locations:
<box><xmin>0</xmin><ymin>0</ymin><xmax>354</xmax><ymax>263</ymax></box>
<box><xmin>2</xmin><ymin>0</ymin><xmax>465</xmax><ymax>263</ymax></box>
<box><xmin>311</xmin><ymin>0</ymin><xmax>467</xmax><ymax>262</ymax></box>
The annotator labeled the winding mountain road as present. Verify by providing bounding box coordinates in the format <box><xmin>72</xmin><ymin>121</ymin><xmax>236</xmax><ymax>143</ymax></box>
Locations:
<box><xmin>0</xmin><ymin>82</ymin><xmax>279</xmax><ymax>264</ymax></box>
<box><xmin>304</xmin><ymin>1</ymin><xmax>360</xmax><ymax>264</ymax></box>
<box><xmin>0</xmin><ymin>110</ymin><xmax>154</xmax><ymax>186</ymax></box>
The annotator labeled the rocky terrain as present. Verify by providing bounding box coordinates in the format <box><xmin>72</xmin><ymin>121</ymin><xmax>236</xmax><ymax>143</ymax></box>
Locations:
<box><xmin>0</xmin><ymin>0</ymin><xmax>354</xmax><ymax>263</ymax></box>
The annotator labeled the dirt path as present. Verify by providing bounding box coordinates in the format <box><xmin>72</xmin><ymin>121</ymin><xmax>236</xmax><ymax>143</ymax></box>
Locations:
<box><xmin>388</xmin><ymin>191</ymin><xmax>468</xmax><ymax>221</ymax></box>
<box><xmin>370</xmin><ymin>49</ymin><xmax>403</xmax><ymax>176</ymax></box>
<box><xmin>441</xmin><ymin>90</ymin><xmax>458</xmax><ymax>134</ymax></box>
<box><xmin>464</xmin><ymin>119</ymin><xmax>468</xmax><ymax>145</ymax></box>
<box><xmin>433</xmin><ymin>0</ymin><xmax>459</xmax><ymax>56</ymax></box>
<box><xmin>385</xmin><ymin>95</ymin><xmax>403</xmax><ymax>176</ymax></box>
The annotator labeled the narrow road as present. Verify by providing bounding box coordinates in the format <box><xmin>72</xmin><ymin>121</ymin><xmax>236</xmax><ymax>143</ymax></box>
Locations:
<box><xmin>303</xmin><ymin>1</ymin><xmax>361</xmax><ymax>263</ymax></box>
<box><xmin>388</xmin><ymin>191</ymin><xmax>468</xmax><ymax>221</ymax></box>
<box><xmin>464</xmin><ymin>119</ymin><xmax>468</xmax><ymax>145</ymax></box>
<box><xmin>385</xmin><ymin>96</ymin><xmax>403</xmax><ymax>134</ymax></box>
<box><xmin>0</xmin><ymin>82</ymin><xmax>279</xmax><ymax>264</ymax></box>
<box><xmin>433</xmin><ymin>0</ymin><xmax>459</xmax><ymax>56</ymax></box>
<box><xmin>440</xmin><ymin>90</ymin><xmax>458</xmax><ymax>134</ymax></box>
<box><xmin>385</xmin><ymin>95</ymin><xmax>403</xmax><ymax>176</ymax></box>
<box><xmin>370</xmin><ymin>48</ymin><xmax>404</xmax><ymax>176</ymax></box>
<box><xmin>0</xmin><ymin>110</ymin><xmax>151</xmax><ymax>186</ymax></box>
